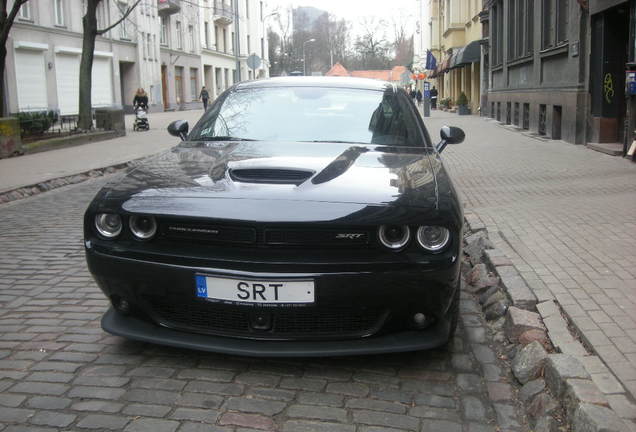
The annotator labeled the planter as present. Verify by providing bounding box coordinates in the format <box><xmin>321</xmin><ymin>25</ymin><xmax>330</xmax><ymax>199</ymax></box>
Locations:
<box><xmin>457</xmin><ymin>105</ymin><xmax>471</xmax><ymax>115</ymax></box>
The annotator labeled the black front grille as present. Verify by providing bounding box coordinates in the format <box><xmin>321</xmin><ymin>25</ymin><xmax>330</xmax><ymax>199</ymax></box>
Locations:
<box><xmin>160</xmin><ymin>222</ymin><xmax>256</xmax><ymax>245</ymax></box>
<box><xmin>230</xmin><ymin>168</ymin><xmax>314</xmax><ymax>185</ymax></box>
<box><xmin>265</xmin><ymin>229</ymin><xmax>370</xmax><ymax>247</ymax></box>
<box><xmin>142</xmin><ymin>295</ymin><xmax>385</xmax><ymax>340</ymax></box>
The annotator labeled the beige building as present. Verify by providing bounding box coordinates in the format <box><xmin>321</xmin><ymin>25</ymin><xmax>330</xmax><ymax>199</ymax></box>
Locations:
<box><xmin>3</xmin><ymin>0</ymin><xmax>270</xmax><ymax>116</ymax></box>
<box><xmin>429</xmin><ymin>0</ymin><xmax>483</xmax><ymax>113</ymax></box>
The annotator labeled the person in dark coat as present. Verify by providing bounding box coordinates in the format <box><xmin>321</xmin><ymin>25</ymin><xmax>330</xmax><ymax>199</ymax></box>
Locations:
<box><xmin>133</xmin><ymin>88</ymin><xmax>148</xmax><ymax>110</ymax></box>
<box><xmin>409</xmin><ymin>88</ymin><xmax>416</xmax><ymax>100</ymax></box>
<box><xmin>416</xmin><ymin>89</ymin><xmax>423</xmax><ymax>105</ymax></box>
<box><xmin>430</xmin><ymin>86</ymin><xmax>438</xmax><ymax>109</ymax></box>
<box><xmin>199</xmin><ymin>86</ymin><xmax>210</xmax><ymax>111</ymax></box>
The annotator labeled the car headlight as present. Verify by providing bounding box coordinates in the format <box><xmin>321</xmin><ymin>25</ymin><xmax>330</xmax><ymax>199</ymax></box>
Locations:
<box><xmin>416</xmin><ymin>226</ymin><xmax>450</xmax><ymax>251</ymax></box>
<box><xmin>95</xmin><ymin>213</ymin><xmax>122</xmax><ymax>239</ymax></box>
<box><xmin>129</xmin><ymin>215</ymin><xmax>157</xmax><ymax>240</ymax></box>
<box><xmin>378</xmin><ymin>225</ymin><xmax>410</xmax><ymax>250</ymax></box>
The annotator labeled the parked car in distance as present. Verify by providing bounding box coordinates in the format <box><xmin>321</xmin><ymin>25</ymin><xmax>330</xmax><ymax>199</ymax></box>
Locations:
<box><xmin>84</xmin><ymin>77</ymin><xmax>466</xmax><ymax>357</ymax></box>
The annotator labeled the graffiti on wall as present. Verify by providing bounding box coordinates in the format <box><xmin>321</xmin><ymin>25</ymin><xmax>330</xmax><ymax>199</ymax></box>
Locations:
<box><xmin>603</xmin><ymin>73</ymin><xmax>615</xmax><ymax>105</ymax></box>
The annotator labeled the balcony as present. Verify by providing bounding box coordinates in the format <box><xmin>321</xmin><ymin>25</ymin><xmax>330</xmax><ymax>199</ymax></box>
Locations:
<box><xmin>214</xmin><ymin>2</ymin><xmax>234</xmax><ymax>25</ymax></box>
<box><xmin>158</xmin><ymin>0</ymin><xmax>180</xmax><ymax>16</ymax></box>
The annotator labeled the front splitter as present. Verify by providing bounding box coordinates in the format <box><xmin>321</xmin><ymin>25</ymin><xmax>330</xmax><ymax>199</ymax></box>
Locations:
<box><xmin>101</xmin><ymin>307</ymin><xmax>451</xmax><ymax>357</ymax></box>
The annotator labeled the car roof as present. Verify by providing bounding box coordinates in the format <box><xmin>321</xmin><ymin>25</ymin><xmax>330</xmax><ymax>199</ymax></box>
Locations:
<box><xmin>234</xmin><ymin>76</ymin><xmax>396</xmax><ymax>92</ymax></box>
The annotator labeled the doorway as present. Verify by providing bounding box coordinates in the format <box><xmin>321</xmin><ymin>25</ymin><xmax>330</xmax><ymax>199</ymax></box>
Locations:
<box><xmin>589</xmin><ymin>4</ymin><xmax>630</xmax><ymax>142</ymax></box>
<box><xmin>175</xmin><ymin>66</ymin><xmax>184</xmax><ymax>107</ymax></box>
<box><xmin>119</xmin><ymin>61</ymin><xmax>135</xmax><ymax>113</ymax></box>
<box><xmin>161</xmin><ymin>65</ymin><xmax>169</xmax><ymax>110</ymax></box>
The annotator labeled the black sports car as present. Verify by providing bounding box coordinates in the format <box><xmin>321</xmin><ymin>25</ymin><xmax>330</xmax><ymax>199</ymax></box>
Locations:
<box><xmin>84</xmin><ymin>77</ymin><xmax>466</xmax><ymax>357</ymax></box>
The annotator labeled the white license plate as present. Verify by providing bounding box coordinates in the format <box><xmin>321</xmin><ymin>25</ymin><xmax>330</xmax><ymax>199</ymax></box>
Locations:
<box><xmin>195</xmin><ymin>275</ymin><xmax>315</xmax><ymax>304</ymax></box>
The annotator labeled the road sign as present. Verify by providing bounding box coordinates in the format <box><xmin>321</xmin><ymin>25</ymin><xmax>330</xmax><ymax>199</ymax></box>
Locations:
<box><xmin>247</xmin><ymin>54</ymin><xmax>261</xmax><ymax>70</ymax></box>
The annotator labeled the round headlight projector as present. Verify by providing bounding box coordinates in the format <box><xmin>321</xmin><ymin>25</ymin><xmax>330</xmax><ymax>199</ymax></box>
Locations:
<box><xmin>129</xmin><ymin>215</ymin><xmax>157</xmax><ymax>240</ymax></box>
<box><xmin>94</xmin><ymin>213</ymin><xmax>122</xmax><ymax>238</ymax></box>
<box><xmin>417</xmin><ymin>226</ymin><xmax>450</xmax><ymax>251</ymax></box>
<box><xmin>378</xmin><ymin>225</ymin><xmax>411</xmax><ymax>250</ymax></box>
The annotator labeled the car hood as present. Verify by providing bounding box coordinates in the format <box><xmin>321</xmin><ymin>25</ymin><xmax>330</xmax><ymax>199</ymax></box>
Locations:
<box><xmin>100</xmin><ymin>141</ymin><xmax>444</xmax><ymax>221</ymax></box>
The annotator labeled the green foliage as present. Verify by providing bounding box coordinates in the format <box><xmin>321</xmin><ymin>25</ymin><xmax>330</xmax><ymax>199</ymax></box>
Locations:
<box><xmin>439</xmin><ymin>98</ymin><xmax>452</xmax><ymax>108</ymax></box>
<box><xmin>456</xmin><ymin>92</ymin><xmax>469</xmax><ymax>107</ymax></box>
<box><xmin>17</xmin><ymin>110</ymin><xmax>59</xmax><ymax>136</ymax></box>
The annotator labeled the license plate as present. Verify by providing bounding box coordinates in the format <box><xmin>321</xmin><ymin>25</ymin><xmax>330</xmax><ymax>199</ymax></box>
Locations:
<box><xmin>195</xmin><ymin>275</ymin><xmax>315</xmax><ymax>304</ymax></box>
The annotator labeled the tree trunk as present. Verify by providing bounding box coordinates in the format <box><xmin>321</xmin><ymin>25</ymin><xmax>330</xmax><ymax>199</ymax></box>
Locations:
<box><xmin>78</xmin><ymin>0</ymin><xmax>99</xmax><ymax>131</ymax></box>
<box><xmin>0</xmin><ymin>44</ymin><xmax>7</xmax><ymax>118</ymax></box>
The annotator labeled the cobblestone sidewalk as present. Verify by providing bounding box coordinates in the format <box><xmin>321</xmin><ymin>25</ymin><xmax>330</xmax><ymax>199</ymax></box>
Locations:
<box><xmin>427</xmin><ymin>111</ymin><xmax>636</xmax><ymax>414</ymax></box>
<box><xmin>0</xmin><ymin>179</ymin><xmax>527</xmax><ymax>431</ymax></box>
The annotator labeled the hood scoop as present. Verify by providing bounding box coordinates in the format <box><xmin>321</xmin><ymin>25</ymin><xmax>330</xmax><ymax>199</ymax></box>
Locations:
<box><xmin>229</xmin><ymin>168</ymin><xmax>315</xmax><ymax>185</ymax></box>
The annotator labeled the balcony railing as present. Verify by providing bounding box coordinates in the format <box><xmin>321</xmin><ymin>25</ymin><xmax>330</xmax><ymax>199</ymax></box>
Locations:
<box><xmin>158</xmin><ymin>0</ymin><xmax>181</xmax><ymax>16</ymax></box>
<box><xmin>213</xmin><ymin>2</ymin><xmax>233</xmax><ymax>24</ymax></box>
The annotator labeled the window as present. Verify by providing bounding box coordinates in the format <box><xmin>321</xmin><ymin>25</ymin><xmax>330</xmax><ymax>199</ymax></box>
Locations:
<box><xmin>119</xmin><ymin>1</ymin><xmax>129</xmax><ymax>39</ymax></box>
<box><xmin>147</xmin><ymin>34</ymin><xmax>152</xmax><ymax>59</ymax></box>
<box><xmin>261</xmin><ymin>37</ymin><xmax>264</xmax><ymax>59</ymax></box>
<box><xmin>18</xmin><ymin>2</ymin><xmax>31</xmax><ymax>20</ymax></box>
<box><xmin>508</xmin><ymin>0</ymin><xmax>534</xmax><ymax>61</ymax></box>
<box><xmin>491</xmin><ymin>0</ymin><xmax>503</xmax><ymax>65</ymax></box>
<box><xmin>260</xmin><ymin>1</ymin><xmax>263</xmax><ymax>20</ymax></box>
<box><xmin>542</xmin><ymin>0</ymin><xmax>568</xmax><ymax>49</ymax></box>
<box><xmin>176</xmin><ymin>21</ymin><xmax>183</xmax><ymax>49</ymax></box>
<box><xmin>189</xmin><ymin>25</ymin><xmax>195</xmax><ymax>52</ymax></box>
<box><xmin>204</xmin><ymin>22</ymin><xmax>210</xmax><ymax>48</ymax></box>
<box><xmin>231</xmin><ymin>31</ymin><xmax>235</xmax><ymax>53</ymax></box>
<box><xmin>142</xmin><ymin>32</ymin><xmax>147</xmax><ymax>58</ymax></box>
<box><xmin>223</xmin><ymin>28</ymin><xmax>228</xmax><ymax>53</ymax></box>
<box><xmin>246</xmin><ymin>0</ymin><xmax>249</xmax><ymax>18</ymax></box>
<box><xmin>190</xmin><ymin>68</ymin><xmax>198</xmax><ymax>100</ymax></box>
<box><xmin>161</xmin><ymin>16</ymin><xmax>169</xmax><ymax>45</ymax></box>
<box><xmin>247</xmin><ymin>35</ymin><xmax>251</xmax><ymax>54</ymax></box>
<box><xmin>189</xmin><ymin>88</ymin><xmax>427</xmax><ymax>147</ymax></box>
<box><xmin>54</xmin><ymin>0</ymin><xmax>64</xmax><ymax>26</ymax></box>
<box><xmin>153</xmin><ymin>35</ymin><xmax>157</xmax><ymax>60</ymax></box>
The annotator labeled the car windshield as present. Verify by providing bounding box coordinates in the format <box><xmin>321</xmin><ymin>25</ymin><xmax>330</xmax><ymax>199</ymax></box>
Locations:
<box><xmin>188</xmin><ymin>86</ymin><xmax>426</xmax><ymax>147</ymax></box>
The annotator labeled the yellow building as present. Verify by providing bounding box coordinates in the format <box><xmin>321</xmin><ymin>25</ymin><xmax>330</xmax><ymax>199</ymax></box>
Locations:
<box><xmin>431</xmin><ymin>0</ymin><xmax>483</xmax><ymax>113</ymax></box>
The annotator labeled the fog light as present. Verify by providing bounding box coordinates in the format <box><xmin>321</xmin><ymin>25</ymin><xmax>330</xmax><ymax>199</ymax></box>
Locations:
<box><xmin>413</xmin><ymin>313</ymin><xmax>427</xmax><ymax>327</ymax></box>
<box><xmin>112</xmin><ymin>296</ymin><xmax>131</xmax><ymax>314</ymax></box>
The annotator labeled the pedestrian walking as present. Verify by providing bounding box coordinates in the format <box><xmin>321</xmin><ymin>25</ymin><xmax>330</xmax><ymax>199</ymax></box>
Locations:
<box><xmin>416</xmin><ymin>89</ymin><xmax>423</xmax><ymax>106</ymax></box>
<box><xmin>133</xmin><ymin>88</ymin><xmax>148</xmax><ymax>110</ymax></box>
<box><xmin>409</xmin><ymin>88</ymin><xmax>416</xmax><ymax>101</ymax></box>
<box><xmin>199</xmin><ymin>86</ymin><xmax>210</xmax><ymax>111</ymax></box>
<box><xmin>430</xmin><ymin>86</ymin><xmax>438</xmax><ymax>109</ymax></box>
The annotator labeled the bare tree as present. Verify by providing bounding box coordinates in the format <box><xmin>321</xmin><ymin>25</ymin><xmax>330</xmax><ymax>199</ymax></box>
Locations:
<box><xmin>350</xmin><ymin>17</ymin><xmax>390</xmax><ymax>69</ymax></box>
<box><xmin>78</xmin><ymin>0</ymin><xmax>140</xmax><ymax>130</ymax></box>
<box><xmin>391</xmin><ymin>14</ymin><xmax>413</xmax><ymax>67</ymax></box>
<box><xmin>0</xmin><ymin>0</ymin><xmax>30</xmax><ymax>117</ymax></box>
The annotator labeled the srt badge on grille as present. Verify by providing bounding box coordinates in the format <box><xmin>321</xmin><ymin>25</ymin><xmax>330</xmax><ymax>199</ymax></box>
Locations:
<box><xmin>335</xmin><ymin>233</ymin><xmax>365</xmax><ymax>239</ymax></box>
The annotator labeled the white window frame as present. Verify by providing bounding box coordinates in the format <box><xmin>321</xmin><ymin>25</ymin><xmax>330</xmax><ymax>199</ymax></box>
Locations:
<box><xmin>54</xmin><ymin>0</ymin><xmax>65</xmax><ymax>26</ymax></box>
<box><xmin>160</xmin><ymin>16</ymin><xmax>169</xmax><ymax>46</ymax></box>
<box><xmin>147</xmin><ymin>33</ymin><xmax>152</xmax><ymax>59</ymax></box>
<box><xmin>176</xmin><ymin>20</ymin><xmax>183</xmax><ymax>50</ymax></box>
<box><xmin>189</xmin><ymin>25</ymin><xmax>195</xmax><ymax>52</ymax></box>
<box><xmin>18</xmin><ymin>2</ymin><xmax>31</xmax><ymax>20</ymax></box>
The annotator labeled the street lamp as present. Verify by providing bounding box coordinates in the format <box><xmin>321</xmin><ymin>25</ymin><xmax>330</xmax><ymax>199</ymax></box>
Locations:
<box><xmin>303</xmin><ymin>38</ymin><xmax>315</xmax><ymax>76</ymax></box>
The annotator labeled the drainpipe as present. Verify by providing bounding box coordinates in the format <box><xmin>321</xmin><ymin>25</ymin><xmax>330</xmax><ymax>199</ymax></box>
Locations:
<box><xmin>234</xmin><ymin>0</ymin><xmax>241</xmax><ymax>82</ymax></box>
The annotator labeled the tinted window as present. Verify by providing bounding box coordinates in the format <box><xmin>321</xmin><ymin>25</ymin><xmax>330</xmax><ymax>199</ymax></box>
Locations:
<box><xmin>189</xmin><ymin>86</ymin><xmax>426</xmax><ymax>146</ymax></box>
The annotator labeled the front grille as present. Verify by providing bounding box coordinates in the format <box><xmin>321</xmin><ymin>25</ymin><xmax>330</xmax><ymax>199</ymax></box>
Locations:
<box><xmin>160</xmin><ymin>222</ymin><xmax>256</xmax><ymax>245</ymax></box>
<box><xmin>265</xmin><ymin>229</ymin><xmax>369</xmax><ymax>247</ymax></box>
<box><xmin>229</xmin><ymin>168</ymin><xmax>314</xmax><ymax>185</ymax></box>
<box><xmin>142</xmin><ymin>295</ymin><xmax>385</xmax><ymax>340</ymax></box>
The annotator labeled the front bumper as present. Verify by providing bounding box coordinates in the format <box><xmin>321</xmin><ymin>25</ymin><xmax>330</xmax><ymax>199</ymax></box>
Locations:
<box><xmin>87</xmin><ymin>244</ymin><xmax>459</xmax><ymax>356</ymax></box>
<box><xmin>102</xmin><ymin>306</ymin><xmax>451</xmax><ymax>357</ymax></box>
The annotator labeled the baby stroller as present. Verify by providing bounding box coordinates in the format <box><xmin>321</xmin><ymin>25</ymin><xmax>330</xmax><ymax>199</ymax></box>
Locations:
<box><xmin>133</xmin><ymin>105</ymin><xmax>149</xmax><ymax>131</ymax></box>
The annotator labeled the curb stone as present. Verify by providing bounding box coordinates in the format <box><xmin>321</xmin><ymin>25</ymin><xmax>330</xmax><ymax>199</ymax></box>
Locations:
<box><xmin>462</xmin><ymin>212</ymin><xmax>635</xmax><ymax>432</ymax></box>
<box><xmin>0</xmin><ymin>157</ymin><xmax>147</xmax><ymax>205</ymax></box>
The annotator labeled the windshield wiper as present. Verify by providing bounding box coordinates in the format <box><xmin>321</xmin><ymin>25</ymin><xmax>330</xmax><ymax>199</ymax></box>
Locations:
<box><xmin>300</xmin><ymin>140</ymin><xmax>367</xmax><ymax>144</ymax></box>
<box><xmin>196</xmin><ymin>136</ymin><xmax>256</xmax><ymax>141</ymax></box>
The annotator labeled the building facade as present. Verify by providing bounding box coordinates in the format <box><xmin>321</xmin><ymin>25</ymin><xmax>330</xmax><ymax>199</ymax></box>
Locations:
<box><xmin>420</xmin><ymin>0</ymin><xmax>482</xmax><ymax>113</ymax></box>
<box><xmin>4</xmin><ymin>0</ymin><xmax>269</xmax><ymax>116</ymax></box>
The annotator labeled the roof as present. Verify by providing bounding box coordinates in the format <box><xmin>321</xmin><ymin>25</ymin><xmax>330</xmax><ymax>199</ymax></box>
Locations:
<box><xmin>235</xmin><ymin>76</ymin><xmax>394</xmax><ymax>92</ymax></box>
<box><xmin>325</xmin><ymin>63</ymin><xmax>409</xmax><ymax>82</ymax></box>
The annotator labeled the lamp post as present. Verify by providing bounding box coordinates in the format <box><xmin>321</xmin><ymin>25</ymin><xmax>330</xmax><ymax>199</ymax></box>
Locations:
<box><xmin>302</xmin><ymin>38</ymin><xmax>315</xmax><ymax>76</ymax></box>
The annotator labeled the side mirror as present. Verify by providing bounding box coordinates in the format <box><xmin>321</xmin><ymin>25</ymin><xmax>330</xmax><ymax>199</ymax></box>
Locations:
<box><xmin>437</xmin><ymin>125</ymin><xmax>465</xmax><ymax>153</ymax></box>
<box><xmin>167</xmin><ymin>120</ymin><xmax>189</xmax><ymax>141</ymax></box>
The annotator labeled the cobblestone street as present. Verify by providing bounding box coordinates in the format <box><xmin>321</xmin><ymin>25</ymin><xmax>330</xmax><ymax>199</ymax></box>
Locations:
<box><xmin>428</xmin><ymin>111</ymin><xmax>636</xmax><ymax>410</ymax></box>
<box><xmin>0</xmin><ymin>177</ymin><xmax>524</xmax><ymax>431</ymax></box>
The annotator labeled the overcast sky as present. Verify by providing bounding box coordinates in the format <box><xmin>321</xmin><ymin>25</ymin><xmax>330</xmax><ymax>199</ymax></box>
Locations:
<box><xmin>264</xmin><ymin>0</ymin><xmax>418</xmax><ymax>40</ymax></box>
